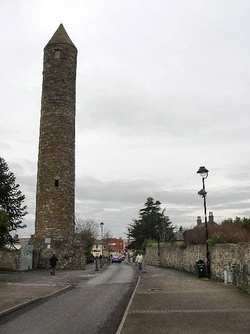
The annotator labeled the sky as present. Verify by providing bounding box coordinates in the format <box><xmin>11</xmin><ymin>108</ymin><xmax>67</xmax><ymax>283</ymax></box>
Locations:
<box><xmin>1</xmin><ymin>0</ymin><xmax>250</xmax><ymax>239</ymax></box>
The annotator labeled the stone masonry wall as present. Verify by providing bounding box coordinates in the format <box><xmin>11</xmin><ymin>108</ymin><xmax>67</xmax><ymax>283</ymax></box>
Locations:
<box><xmin>35</xmin><ymin>243</ymin><xmax>86</xmax><ymax>270</ymax></box>
<box><xmin>145</xmin><ymin>243</ymin><xmax>250</xmax><ymax>293</ymax></box>
<box><xmin>0</xmin><ymin>249</ymin><xmax>20</xmax><ymax>271</ymax></box>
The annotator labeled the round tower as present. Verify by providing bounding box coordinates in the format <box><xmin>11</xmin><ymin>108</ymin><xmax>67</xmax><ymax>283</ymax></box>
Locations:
<box><xmin>33</xmin><ymin>24</ymin><xmax>77</xmax><ymax>266</ymax></box>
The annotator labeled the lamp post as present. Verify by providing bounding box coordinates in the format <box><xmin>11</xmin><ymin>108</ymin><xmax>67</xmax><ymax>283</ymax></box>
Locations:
<box><xmin>128</xmin><ymin>227</ymin><xmax>131</xmax><ymax>247</ymax></box>
<box><xmin>197</xmin><ymin>166</ymin><xmax>210</xmax><ymax>278</ymax></box>
<box><xmin>100</xmin><ymin>222</ymin><xmax>104</xmax><ymax>268</ymax></box>
<box><xmin>155</xmin><ymin>200</ymin><xmax>161</xmax><ymax>267</ymax></box>
<box><xmin>127</xmin><ymin>227</ymin><xmax>131</xmax><ymax>263</ymax></box>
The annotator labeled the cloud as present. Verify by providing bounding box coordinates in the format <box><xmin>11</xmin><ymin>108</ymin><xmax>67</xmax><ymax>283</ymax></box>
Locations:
<box><xmin>1</xmin><ymin>0</ymin><xmax>250</xmax><ymax>238</ymax></box>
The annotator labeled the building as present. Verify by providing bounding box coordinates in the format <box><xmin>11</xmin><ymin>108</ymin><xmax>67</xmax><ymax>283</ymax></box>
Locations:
<box><xmin>31</xmin><ymin>24</ymin><xmax>84</xmax><ymax>269</ymax></box>
<box><xmin>183</xmin><ymin>212</ymin><xmax>219</xmax><ymax>245</ymax></box>
<box><xmin>106</xmin><ymin>237</ymin><xmax>125</xmax><ymax>253</ymax></box>
<box><xmin>90</xmin><ymin>240</ymin><xmax>102</xmax><ymax>258</ymax></box>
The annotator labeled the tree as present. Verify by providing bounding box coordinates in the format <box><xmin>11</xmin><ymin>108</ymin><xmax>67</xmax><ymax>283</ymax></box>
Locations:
<box><xmin>184</xmin><ymin>216</ymin><xmax>250</xmax><ymax>245</ymax></box>
<box><xmin>75</xmin><ymin>218</ymin><xmax>99</xmax><ymax>256</ymax></box>
<box><xmin>0</xmin><ymin>157</ymin><xmax>27</xmax><ymax>246</ymax></box>
<box><xmin>221</xmin><ymin>216</ymin><xmax>250</xmax><ymax>232</ymax></box>
<box><xmin>0</xmin><ymin>210</ymin><xmax>10</xmax><ymax>247</ymax></box>
<box><xmin>128</xmin><ymin>197</ymin><xmax>175</xmax><ymax>251</ymax></box>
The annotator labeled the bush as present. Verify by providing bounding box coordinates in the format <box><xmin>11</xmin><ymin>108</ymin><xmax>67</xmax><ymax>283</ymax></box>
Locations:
<box><xmin>184</xmin><ymin>222</ymin><xmax>250</xmax><ymax>245</ymax></box>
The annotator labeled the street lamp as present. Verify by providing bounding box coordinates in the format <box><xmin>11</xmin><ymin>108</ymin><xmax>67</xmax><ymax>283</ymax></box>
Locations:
<box><xmin>127</xmin><ymin>227</ymin><xmax>131</xmax><ymax>263</ymax></box>
<box><xmin>197</xmin><ymin>166</ymin><xmax>210</xmax><ymax>278</ymax></box>
<box><xmin>155</xmin><ymin>200</ymin><xmax>161</xmax><ymax>267</ymax></box>
<box><xmin>100</xmin><ymin>222</ymin><xmax>104</xmax><ymax>252</ymax></box>
<box><xmin>127</xmin><ymin>227</ymin><xmax>131</xmax><ymax>248</ymax></box>
<box><xmin>100</xmin><ymin>222</ymin><xmax>104</xmax><ymax>268</ymax></box>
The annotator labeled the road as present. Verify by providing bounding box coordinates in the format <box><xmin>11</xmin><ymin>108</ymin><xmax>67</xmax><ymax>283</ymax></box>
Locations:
<box><xmin>0</xmin><ymin>263</ymin><xmax>137</xmax><ymax>334</ymax></box>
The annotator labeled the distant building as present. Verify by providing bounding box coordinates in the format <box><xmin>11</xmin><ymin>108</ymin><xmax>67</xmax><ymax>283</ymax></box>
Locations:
<box><xmin>183</xmin><ymin>212</ymin><xmax>219</xmax><ymax>244</ymax></box>
<box><xmin>106</xmin><ymin>237</ymin><xmax>125</xmax><ymax>253</ymax></box>
<box><xmin>196</xmin><ymin>212</ymin><xmax>218</xmax><ymax>228</ymax></box>
<box><xmin>90</xmin><ymin>237</ymin><xmax>125</xmax><ymax>257</ymax></box>
<box><xmin>91</xmin><ymin>240</ymin><xmax>102</xmax><ymax>258</ymax></box>
<box><xmin>175</xmin><ymin>226</ymin><xmax>184</xmax><ymax>244</ymax></box>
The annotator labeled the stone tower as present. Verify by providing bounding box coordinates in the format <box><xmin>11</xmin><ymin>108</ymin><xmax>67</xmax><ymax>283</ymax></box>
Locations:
<box><xmin>32</xmin><ymin>24</ymin><xmax>82</xmax><ymax>268</ymax></box>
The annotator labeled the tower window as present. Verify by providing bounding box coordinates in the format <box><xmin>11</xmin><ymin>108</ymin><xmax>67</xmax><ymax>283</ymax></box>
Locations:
<box><xmin>54</xmin><ymin>50</ymin><xmax>60</xmax><ymax>59</ymax></box>
<box><xmin>55</xmin><ymin>179</ymin><xmax>59</xmax><ymax>187</ymax></box>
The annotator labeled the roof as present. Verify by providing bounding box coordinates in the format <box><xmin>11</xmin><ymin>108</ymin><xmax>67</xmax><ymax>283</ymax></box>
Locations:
<box><xmin>45</xmin><ymin>24</ymin><xmax>76</xmax><ymax>49</ymax></box>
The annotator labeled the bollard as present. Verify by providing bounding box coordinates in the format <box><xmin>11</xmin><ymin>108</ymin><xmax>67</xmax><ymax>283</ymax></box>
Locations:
<box><xmin>95</xmin><ymin>258</ymin><xmax>99</xmax><ymax>271</ymax></box>
<box><xmin>232</xmin><ymin>262</ymin><xmax>237</xmax><ymax>286</ymax></box>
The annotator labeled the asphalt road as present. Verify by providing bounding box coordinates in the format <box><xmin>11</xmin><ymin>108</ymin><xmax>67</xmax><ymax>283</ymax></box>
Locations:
<box><xmin>0</xmin><ymin>263</ymin><xmax>137</xmax><ymax>334</ymax></box>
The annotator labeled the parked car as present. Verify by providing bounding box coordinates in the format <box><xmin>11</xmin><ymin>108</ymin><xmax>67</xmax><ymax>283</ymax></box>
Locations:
<box><xmin>112</xmin><ymin>255</ymin><xmax>121</xmax><ymax>263</ymax></box>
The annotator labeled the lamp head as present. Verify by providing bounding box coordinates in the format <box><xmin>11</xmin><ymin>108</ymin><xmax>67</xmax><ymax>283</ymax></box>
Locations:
<box><xmin>197</xmin><ymin>166</ymin><xmax>209</xmax><ymax>179</ymax></box>
<box><xmin>100</xmin><ymin>222</ymin><xmax>104</xmax><ymax>226</ymax></box>
<box><xmin>155</xmin><ymin>200</ymin><xmax>161</xmax><ymax>206</ymax></box>
<box><xmin>198</xmin><ymin>189</ymin><xmax>207</xmax><ymax>197</ymax></box>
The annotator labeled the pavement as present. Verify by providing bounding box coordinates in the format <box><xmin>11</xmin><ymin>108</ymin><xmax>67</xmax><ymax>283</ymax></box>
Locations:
<box><xmin>0</xmin><ymin>262</ymin><xmax>250</xmax><ymax>334</ymax></box>
<box><xmin>0</xmin><ymin>262</ymin><xmax>98</xmax><ymax>317</ymax></box>
<box><xmin>119</xmin><ymin>264</ymin><xmax>250</xmax><ymax>334</ymax></box>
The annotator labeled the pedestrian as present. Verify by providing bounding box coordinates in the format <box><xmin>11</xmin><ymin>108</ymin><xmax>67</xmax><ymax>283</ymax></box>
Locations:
<box><xmin>135</xmin><ymin>253</ymin><xmax>143</xmax><ymax>270</ymax></box>
<box><xmin>49</xmin><ymin>254</ymin><xmax>58</xmax><ymax>275</ymax></box>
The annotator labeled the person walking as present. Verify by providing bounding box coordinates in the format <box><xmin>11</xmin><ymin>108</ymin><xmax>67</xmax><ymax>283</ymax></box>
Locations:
<box><xmin>136</xmin><ymin>253</ymin><xmax>143</xmax><ymax>270</ymax></box>
<box><xmin>49</xmin><ymin>254</ymin><xmax>58</xmax><ymax>275</ymax></box>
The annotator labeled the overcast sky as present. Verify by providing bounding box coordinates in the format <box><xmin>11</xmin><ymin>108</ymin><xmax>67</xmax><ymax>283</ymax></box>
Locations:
<box><xmin>1</xmin><ymin>0</ymin><xmax>250</xmax><ymax>239</ymax></box>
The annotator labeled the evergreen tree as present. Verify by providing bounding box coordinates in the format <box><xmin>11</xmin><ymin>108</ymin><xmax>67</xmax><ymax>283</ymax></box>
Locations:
<box><xmin>128</xmin><ymin>197</ymin><xmax>175</xmax><ymax>251</ymax></box>
<box><xmin>0</xmin><ymin>157</ymin><xmax>27</xmax><ymax>246</ymax></box>
<box><xmin>0</xmin><ymin>210</ymin><xmax>10</xmax><ymax>247</ymax></box>
<box><xmin>221</xmin><ymin>216</ymin><xmax>250</xmax><ymax>232</ymax></box>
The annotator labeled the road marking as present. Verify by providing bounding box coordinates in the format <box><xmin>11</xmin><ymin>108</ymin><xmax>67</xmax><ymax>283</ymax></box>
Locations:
<box><xmin>116</xmin><ymin>276</ymin><xmax>141</xmax><ymax>334</ymax></box>
<box><xmin>137</xmin><ymin>289</ymin><xmax>228</xmax><ymax>294</ymax></box>
<box><xmin>129</xmin><ymin>308</ymin><xmax>250</xmax><ymax>314</ymax></box>
<box><xmin>7</xmin><ymin>283</ymin><xmax>57</xmax><ymax>287</ymax></box>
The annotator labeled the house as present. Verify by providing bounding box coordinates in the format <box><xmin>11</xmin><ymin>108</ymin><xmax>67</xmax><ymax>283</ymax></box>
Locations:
<box><xmin>105</xmin><ymin>237</ymin><xmax>125</xmax><ymax>254</ymax></box>
<box><xmin>183</xmin><ymin>212</ymin><xmax>219</xmax><ymax>244</ymax></box>
<box><xmin>91</xmin><ymin>237</ymin><xmax>125</xmax><ymax>258</ymax></box>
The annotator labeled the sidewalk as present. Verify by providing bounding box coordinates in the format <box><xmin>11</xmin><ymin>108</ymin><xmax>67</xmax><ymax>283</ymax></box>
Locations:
<box><xmin>0</xmin><ymin>262</ymin><xmax>98</xmax><ymax>317</ymax></box>
<box><xmin>0</xmin><ymin>263</ymin><xmax>249</xmax><ymax>333</ymax></box>
<box><xmin>118</xmin><ymin>265</ymin><xmax>250</xmax><ymax>334</ymax></box>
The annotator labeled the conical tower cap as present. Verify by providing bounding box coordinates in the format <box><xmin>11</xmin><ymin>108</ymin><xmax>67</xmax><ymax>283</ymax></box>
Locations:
<box><xmin>46</xmin><ymin>24</ymin><xmax>76</xmax><ymax>49</ymax></box>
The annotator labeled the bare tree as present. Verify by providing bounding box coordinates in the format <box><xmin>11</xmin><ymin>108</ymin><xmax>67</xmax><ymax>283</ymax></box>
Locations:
<box><xmin>75</xmin><ymin>218</ymin><xmax>99</xmax><ymax>255</ymax></box>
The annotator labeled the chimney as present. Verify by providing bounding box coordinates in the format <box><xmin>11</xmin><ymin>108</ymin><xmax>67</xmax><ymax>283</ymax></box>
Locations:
<box><xmin>197</xmin><ymin>216</ymin><xmax>202</xmax><ymax>226</ymax></box>
<box><xmin>209</xmin><ymin>212</ymin><xmax>214</xmax><ymax>223</ymax></box>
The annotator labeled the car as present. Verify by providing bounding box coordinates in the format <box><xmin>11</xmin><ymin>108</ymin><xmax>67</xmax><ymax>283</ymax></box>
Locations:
<box><xmin>112</xmin><ymin>255</ymin><xmax>121</xmax><ymax>263</ymax></box>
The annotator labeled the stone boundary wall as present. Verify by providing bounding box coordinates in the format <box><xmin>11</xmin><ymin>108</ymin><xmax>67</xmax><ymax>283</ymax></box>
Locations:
<box><xmin>145</xmin><ymin>243</ymin><xmax>250</xmax><ymax>293</ymax></box>
<box><xmin>0</xmin><ymin>248</ymin><xmax>20</xmax><ymax>271</ymax></box>
<box><xmin>35</xmin><ymin>245</ymin><xmax>86</xmax><ymax>270</ymax></box>
<box><xmin>0</xmin><ymin>245</ymin><xmax>86</xmax><ymax>271</ymax></box>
